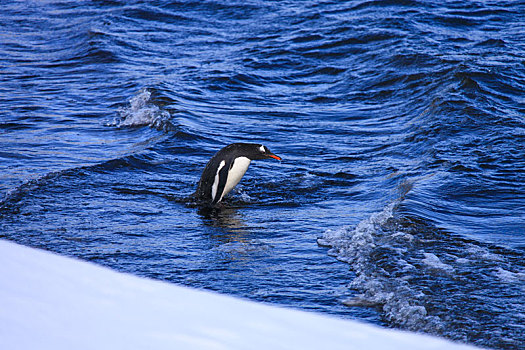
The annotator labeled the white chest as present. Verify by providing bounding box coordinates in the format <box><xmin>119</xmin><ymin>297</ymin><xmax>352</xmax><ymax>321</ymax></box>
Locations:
<box><xmin>220</xmin><ymin>156</ymin><xmax>251</xmax><ymax>201</ymax></box>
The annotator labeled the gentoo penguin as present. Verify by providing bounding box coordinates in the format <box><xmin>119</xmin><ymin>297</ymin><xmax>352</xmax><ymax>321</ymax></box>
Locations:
<box><xmin>195</xmin><ymin>143</ymin><xmax>281</xmax><ymax>206</ymax></box>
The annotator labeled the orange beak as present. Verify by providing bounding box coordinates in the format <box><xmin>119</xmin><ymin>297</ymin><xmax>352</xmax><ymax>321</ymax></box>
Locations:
<box><xmin>268</xmin><ymin>154</ymin><xmax>282</xmax><ymax>161</ymax></box>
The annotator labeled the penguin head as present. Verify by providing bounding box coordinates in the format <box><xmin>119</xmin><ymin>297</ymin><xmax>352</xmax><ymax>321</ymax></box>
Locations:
<box><xmin>221</xmin><ymin>143</ymin><xmax>281</xmax><ymax>161</ymax></box>
<box><xmin>251</xmin><ymin>144</ymin><xmax>282</xmax><ymax>161</ymax></box>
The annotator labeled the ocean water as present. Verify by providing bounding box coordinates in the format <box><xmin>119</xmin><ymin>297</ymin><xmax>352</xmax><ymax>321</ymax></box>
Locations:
<box><xmin>1</xmin><ymin>1</ymin><xmax>524</xmax><ymax>349</ymax></box>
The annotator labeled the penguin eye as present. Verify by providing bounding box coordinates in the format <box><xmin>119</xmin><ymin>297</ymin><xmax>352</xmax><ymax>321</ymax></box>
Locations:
<box><xmin>259</xmin><ymin>145</ymin><xmax>266</xmax><ymax>153</ymax></box>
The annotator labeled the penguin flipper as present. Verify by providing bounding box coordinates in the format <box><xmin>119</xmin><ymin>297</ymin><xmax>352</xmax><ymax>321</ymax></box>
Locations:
<box><xmin>211</xmin><ymin>159</ymin><xmax>233</xmax><ymax>205</ymax></box>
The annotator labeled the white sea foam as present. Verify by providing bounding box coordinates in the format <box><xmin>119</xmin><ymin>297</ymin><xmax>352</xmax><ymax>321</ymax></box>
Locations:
<box><xmin>494</xmin><ymin>267</ymin><xmax>525</xmax><ymax>283</ymax></box>
<box><xmin>422</xmin><ymin>253</ymin><xmax>455</xmax><ymax>274</ymax></box>
<box><xmin>454</xmin><ymin>257</ymin><xmax>470</xmax><ymax>264</ymax></box>
<box><xmin>112</xmin><ymin>89</ymin><xmax>170</xmax><ymax>128</ymax></box>
<box><xmin>318</xmin><ymin>201</ymin><xmax>444</xmax><ymax>334</ymax></box>
<box><xmin>235</xmin><ymin>188</ymin><xmax>256</xmax><ymax>203</ymax></box>
<box><xmin>466</xmin><ymin>245</ymin><xmax>503</xmax><ymax>262</ymax></box>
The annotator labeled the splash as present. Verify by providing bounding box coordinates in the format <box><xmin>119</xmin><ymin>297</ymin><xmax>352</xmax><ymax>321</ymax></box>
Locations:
<box><xmin>112</xmin><ymin>89</ymin><xmax>171</xmax><ymax>129</ymax></box>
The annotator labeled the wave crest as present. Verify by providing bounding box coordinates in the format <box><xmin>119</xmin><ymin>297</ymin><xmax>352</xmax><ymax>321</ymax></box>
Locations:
<box><xmin>112</xmin><ymin>89</ymin><xmax>171</xmax><ymax>130</ymax></box>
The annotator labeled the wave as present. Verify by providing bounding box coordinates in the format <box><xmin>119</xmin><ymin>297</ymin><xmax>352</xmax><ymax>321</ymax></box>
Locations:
<box><xmin>318</xmin><ymin>198</ymin><xmax>444</xmax><ymax>334</ymax></box>
<box><xmin>317</xmin><ymin>179</ymin><xmax>525</xmax><ymax>348</ymax></box>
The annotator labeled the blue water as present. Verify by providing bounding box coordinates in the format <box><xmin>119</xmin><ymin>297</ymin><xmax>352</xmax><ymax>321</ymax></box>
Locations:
<box><xmin>1</xmin><ymin>1</ymin><xmax>524</xmax><ymax>348</ymax></box>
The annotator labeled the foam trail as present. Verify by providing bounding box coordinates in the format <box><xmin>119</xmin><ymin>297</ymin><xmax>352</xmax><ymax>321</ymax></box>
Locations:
<box><xmin>318</xmin><ymin>199</ymin><xmax>444</xmax><ymax>334</ymax></box>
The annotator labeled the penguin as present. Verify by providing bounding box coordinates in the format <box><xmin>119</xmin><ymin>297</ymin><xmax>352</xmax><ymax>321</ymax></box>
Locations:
<box><xmin>195</xmin><ymin>143</ymin><xmax>281</xmax><ymax>206</ymax></box>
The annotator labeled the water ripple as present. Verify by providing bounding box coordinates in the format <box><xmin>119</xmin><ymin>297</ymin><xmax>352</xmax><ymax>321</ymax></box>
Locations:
<box><xmin>1</xmin><ymin>1</ymin><xmax>524</xmax><ymax>348</ymax></box>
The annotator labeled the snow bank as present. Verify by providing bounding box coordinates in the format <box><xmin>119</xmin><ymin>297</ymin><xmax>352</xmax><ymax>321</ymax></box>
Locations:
<box><xmin>0</xmin><ymin>240</ymin><xmax>478</xmax><ymax>350</ymax></box>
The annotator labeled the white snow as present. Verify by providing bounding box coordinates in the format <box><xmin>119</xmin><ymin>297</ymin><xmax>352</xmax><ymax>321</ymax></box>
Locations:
<box><xmin>0</xmin><ymin>239</ymin><xmax>479</xmax><ymax>350</ymax></box>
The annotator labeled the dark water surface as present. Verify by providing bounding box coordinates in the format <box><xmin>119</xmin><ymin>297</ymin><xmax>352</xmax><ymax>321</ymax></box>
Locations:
<box><xmin>1</xmin><ymin>1</ymin><xmax>524</xmax><ymax>348</ymax></box>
